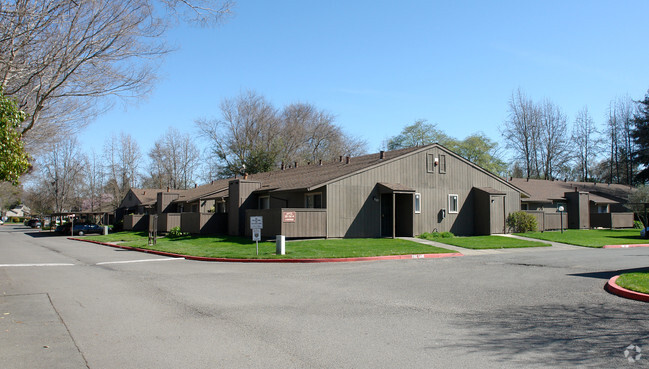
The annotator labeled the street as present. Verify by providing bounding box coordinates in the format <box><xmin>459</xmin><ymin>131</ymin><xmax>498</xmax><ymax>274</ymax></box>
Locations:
<box><xmin>1</xmin><ymin>225</ymin><xmax>648</xmax><ymax>368</ymax></box>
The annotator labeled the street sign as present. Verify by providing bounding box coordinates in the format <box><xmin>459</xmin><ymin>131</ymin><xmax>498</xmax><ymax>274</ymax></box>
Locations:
<box><xmin>252</xmin><ymin>228</ymin><xmax>261</xmax><ymax>241</ymax></box>
<box><xmin>250</xmin><ymin>216</ymin><xmax>263</xmax><ymax>229</ymax></box>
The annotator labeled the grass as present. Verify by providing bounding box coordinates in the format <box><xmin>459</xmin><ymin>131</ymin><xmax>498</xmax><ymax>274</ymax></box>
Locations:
<box><xmin>83</xmin><ymin>232</ymin><xmax>455</xmax><ymax>259</ymax></box>
<box><xmin>426</xmin><ymin>235</ymin><xmax>550</xmax><ymax>249</ymax></box>
<box><xmin>616</xmin><ymin>273</ymin><xmax>649</xmax><ymax>294</ymax></box>
<box><xmin>514</xmin><ymin>229</ymin><xmax>647</xmax><ymax>248</ymax></box>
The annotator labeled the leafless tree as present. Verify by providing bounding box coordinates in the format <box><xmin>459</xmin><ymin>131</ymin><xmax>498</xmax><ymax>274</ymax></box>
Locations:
<box><xmin>571</xmin><ymin>107</ymin><xmax>601</xmax><ymax>182</ymax></box>
<box><xmin>197</xmin><ymin>92</ymin><xmax>367</xmax><ymax>176</ymax></box>
<box><xmin>604</xmin><ymin>96</ymin><xmax>637</xmax><ymax>184</ymax></box>
<box><xmin>104</xmin><ymin>132</ymin><xmax>141</xmax><ymax>208</ymax></box>
<box><xmin>82</xmin><ymin>150</ymin><xmax>106</xmax><ymax>212</ymax></box>
<box><xmin>501</xmin><ymin>89</ymin><xmax>541</xmax><ymax>178</ymax></box>
<box><xmin>147</xmin><ymin>127</ymin><xmax>201</xmax><ymax>189</ymax></box>
<box><xmin>0</xmin><ymin>0</ymin><xmax>233</xmax><ymax>152</ymax></box>
<box><xmin>538</xmin><ymin>99</ymin><xmax>569</xmax><ymax>180</ymax></box>
<box><xmin>36</xmin><ymin>136</ymin><xmax>87</xmax><ymax>213</ymax></box>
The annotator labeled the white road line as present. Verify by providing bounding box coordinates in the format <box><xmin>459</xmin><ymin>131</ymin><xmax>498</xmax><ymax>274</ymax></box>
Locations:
<box><xmin>0</xmin><ymin>263</ymin><xmax>75</xmax><ymax>267</ymax></box>
<box><xmin>96</xmin><ymin>258</ymin><xmax>185</xmax><ymax>265</ymax></box>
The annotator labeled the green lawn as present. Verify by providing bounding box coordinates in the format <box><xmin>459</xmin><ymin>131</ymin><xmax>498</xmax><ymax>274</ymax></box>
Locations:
<box><xmin>427</xmin><ymin>235</ymin><xmax>550</xmax><ymax>249</ymax></box>
<box><xmin>514</xmin><ymin>229</ymin><xmax>646</xmax><ymax>248</ymax></box>
<box><xmin>616</xmin><ymin>273</ymin><xmax>649</xmax><ymax>294</ymax></box>
<box><xmin>82</xmin><ymin>232</ymin><xmax>455</xmax><ymax>259</ymax></box>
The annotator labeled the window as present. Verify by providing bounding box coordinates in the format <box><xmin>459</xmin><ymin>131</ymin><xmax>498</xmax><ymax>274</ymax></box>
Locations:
<box><xmin>414</xmin><ymin>193</ymin><xmax>421</xmax><ymax>213</ymax></box>
<box><xmin>597</xmin><ymin>204</ymin><xmax>609</xmax><ymax>213</ymax></box>
<box><xmin>305</xmin><ymin>193</ymin><xmax>322</xmax><ymax>208</ymax></box>
<box><xmin>439</xmin><ymin>155</ymin><xmax>447</xmax><ymax>174</ymax></box>
<box><xmin>259</xmin><ymin>196</ymin><xmax>270</xmax><ymax>209</ymax></box>
<box><xmin>521</xmin><ymin>203</ymin><xmax>528</xmax><ymax>210</ymax></box>
<box><xmin>426</xmin><ymin>154</ymin><xmax>435</xmax><ymax>173</ymax></box>
<box><xmin>449</xmin><ymin>194</ymin><xmax>458</xmax><ymax>213</ymax></box>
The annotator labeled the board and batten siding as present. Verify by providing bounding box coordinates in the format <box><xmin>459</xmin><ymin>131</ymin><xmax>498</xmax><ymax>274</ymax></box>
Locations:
<box><xmin>325</xmin><ymin>146</ymin><xmax>520</xmax><ymax>237</ymax></box>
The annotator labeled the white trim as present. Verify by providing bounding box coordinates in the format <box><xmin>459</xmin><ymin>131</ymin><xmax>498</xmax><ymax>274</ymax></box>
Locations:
<box><xmin>448</xmin><ymin>194</ymin><xmax>459</xmax><ymax>213</ymax></box>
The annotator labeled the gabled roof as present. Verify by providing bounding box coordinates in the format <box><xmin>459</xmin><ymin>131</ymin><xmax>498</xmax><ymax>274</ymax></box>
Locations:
<box><xmin>176</xmin><ymin>178</ymin><xmax>231</xmax><ymax>203</ymax></box>
<box><xmin>128</xmin><ymin>188</ymin><xmax>163</xmax><ymax>206</ymax></box>
<box><xmin>247</xmin><ymin>144</ymin><xmax>524</xmax><ymax>194</ymax></box>
<box><xmin>509</xmin><ymin>178</ymin><xmax>634</xmax><ymax>204</ymax></box>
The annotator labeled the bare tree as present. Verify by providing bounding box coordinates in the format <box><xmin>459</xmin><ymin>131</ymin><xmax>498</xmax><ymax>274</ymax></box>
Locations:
<box><xmin>36</xmin><ymin>136</ymin><xmax>87</xmax><ymax>213</ymax></box>
<box><xmin>82</xmin><ymin>150</ymin><xmax>106</xmax><ymax>212</ymax></box>
<box><xmin>538</xmin><ymin>99</ymin><xmax>569</xmax><ymax>180</ymax></box>
<box><xmin>604</xmin><ymin>96</ymin><xmax>637</xmax><ymax>184</ymax></box>
<box><xmin>501</xmin><ymin>89</ymin><xmax>541</xmax><ymax>178</ymax></box>
<box><xmin>104</xmin><ymin>133</ymin><xmax>141</xmax><ymax>208</ymax></box>
<box><xmin>571</xmin><ymin>107</ymin><xmax>601</xmax><ymax>181</ymax></box>
<box><xmin>147</xmin><ymin>127</ymin><xmax>200</xmax><ymax>189</ymax></box>
<box><xmin>0</xmin><ymin>0</ymin><xmax>233</xmax><ymax>152</ymax></box>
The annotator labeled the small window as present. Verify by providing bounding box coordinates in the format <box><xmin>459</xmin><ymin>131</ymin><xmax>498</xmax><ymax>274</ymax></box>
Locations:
<box><xmin>521</xmin><ymin>203</ymin><xmax>528</xmax><ymax>210</ymax></box>
<box><xmin>449</xmin><ymin>194</ymin><xmax>458</xmax><ymax>213</ymax></box>
<box><xmin>414</xmin><ymin>193</ymin><xmax>421</xmax><ymax>214</ymax></box>
<box><xmin>305</xmin><ymin>193</ymin><xmax>322</xmax><ymax>208</ymax></box>
<box><xmin>259</xmin><ymin>196</ymin><xmax>270</xmax><ymax>209</ymax></box>
<box><xmin>426</xmin><ymin>154</ymin><xmax>435</xmax><ymax>173</ymax></box>
<box><xmin>439</xmin><ymin>155</ymin><xmax>447</xmax><ymax>174</ymax></box>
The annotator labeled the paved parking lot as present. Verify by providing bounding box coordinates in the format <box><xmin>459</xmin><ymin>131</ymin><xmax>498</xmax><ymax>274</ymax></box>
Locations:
<box><xmin>1</xmin><ymin>225</ymin><xmax>648</xmax><ymax>368</ymax></box>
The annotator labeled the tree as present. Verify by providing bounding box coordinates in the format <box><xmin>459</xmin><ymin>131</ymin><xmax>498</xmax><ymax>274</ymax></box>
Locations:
<box><xmin>450</xmin><ymin>133</ymin><xmax>507</xmax><ymax>176</ymax></box>
<box><xmin>385</xmin><ymin>119</ymin><xmax>452</xmax><ymax>150</ymax></box>
<box><xmin>571</xmin><ymin>107</ymin><xmax>601</xmax><ymax>182</ymax></box>
<box><xmin>197</xmin><ymin>91</ymin><xmax>366</xmax><ymax>177</ymax></box>
<box><xmin>0</xmin><ymin>0</ymin><xmax>233</xmax><ymax>152</ymax></box>
<box><xmin>632</xmin><ymin>91</ymin><xmax>649</xmax><ymax>183</ymax></box>
<box><xmin>538</xmin><ymin>99</ymin><xmax>569</xmax><ymax>180</ymax></box>
<box><xmin>605</xmin><ymin>96</ymin><xmax>637</xmax><ymax>185</ymax></box>
<box><xmin>628</xmin><ymin>185</ymin><xmax>649</xmax><ymax>227</ymax></box>
<box><xmin>501</xmin><ymin>89</ymin><xmax>541</xmax><ymax>178</ymax></box>
<box><xmin>36</xmin><ymin>136</ymin><xmax>86</xmax><ymax>213</ymax></box>
<box><xmin>104</xmin><ymin>133</ymin><xmax>141</xmax><ymax>208</ymax></box>
<box><xmin>147</xmin><ymin>127</ymin><xmax>201</xmax><ymax>189</ymax></box>
<box><xmin>0</xmin><ymin>89</ymin><xmax>30</xmax><ymax>185</ymax></box>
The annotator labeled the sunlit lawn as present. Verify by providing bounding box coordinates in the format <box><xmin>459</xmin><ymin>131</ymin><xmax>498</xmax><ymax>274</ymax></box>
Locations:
<box><xmin>616</xmin><ymin>273</ymin><xmax>649</xmax><ymax>294</ymax></box>
<box><xmin>83</xmin><ymin>232</ymin><xmax>455</xmax><ymax>259</ymax></box>
<box><xmin>515</xmin><ymin>229</ymin><xmax>646</xmax><ymax>248</ymax></box>
<box><xmin>429</xmin><ymin>235</ymin><xmax>550</xmax><ymax>249</ymax></box>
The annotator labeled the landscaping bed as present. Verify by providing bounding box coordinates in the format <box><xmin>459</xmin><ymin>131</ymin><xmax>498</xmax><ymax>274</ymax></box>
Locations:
<box><xmin>83</xmin><ymin>232</ymin><xmax>455</xmax><ymax>259</ymax></box>
<box><xmin>514</xmin><ymin>229</ymin><xmax>647</xmax><ymax>248</ymax></box>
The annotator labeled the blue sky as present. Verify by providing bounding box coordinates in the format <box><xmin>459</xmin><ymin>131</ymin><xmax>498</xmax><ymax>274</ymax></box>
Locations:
<box><xmin>81</xmin><ymin>1</ymin><xmax>649</xmax><ymax>165</ymax></box>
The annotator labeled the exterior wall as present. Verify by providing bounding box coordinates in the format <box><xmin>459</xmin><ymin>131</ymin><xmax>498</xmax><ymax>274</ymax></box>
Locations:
<box><xmin>119</xmin><ymin>190</ymin><xmax>142</xmax><ymax>209</ymax></box>
<box><xmin>181</xmin><ymin>212</ymin><xmax>228</xmax><ymax>234</ymax></box>
<box><xmin>326</xmin><ymin>147</ymin><xmax>521</xmax><ymax>237</ymax></box>
<box><xmin>590</xmin><ymin>212</ymin><xmax>634</xmax><ymax>229</ymax></box>
<box><xmin>158</xmin><ymin>213</ymin><xmax>181</xmax><ymax>232</ymax></box>
<box><xmin>565</xmin><ymin>192</ymin><xmax>590</xmax><ymax>229</ymax></box>
<box><xmin>228</xmin><ymin>180</ymin><xmax>261</xmax><ymax>236</ymax></box>
<box><xmin>123</xmin><ymin>214</ymin><xmax>148</xmax><ymax>231</ymax></box>
<box><xmin>523</xmin><ymin>211</ymin><xmax>567</xmax><ymax>231</ymax></box>
<box><xmin>245</xmin><ymin>208</ymin><xmax>327</xmax><ymax>238</ymax></box>
<box><xmin>157</xmin><ymin>192</ymin><xmax>180</xmax><ymax>213</ymax></box>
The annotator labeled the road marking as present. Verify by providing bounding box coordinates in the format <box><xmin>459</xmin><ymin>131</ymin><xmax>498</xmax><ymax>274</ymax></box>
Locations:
<box><xmin>0</xmin><ymin>263</ymin><xmax>75</xmax><ymax>267</ymax></box>
<box><xmin>96</xmin><ymin>258</ymin><xmax>185</xmax><ymax>265</ymax></box>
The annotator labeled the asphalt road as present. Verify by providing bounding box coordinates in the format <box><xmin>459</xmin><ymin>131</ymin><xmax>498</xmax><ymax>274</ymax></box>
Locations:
<box><xmin>1</xmin><ymin>224</ymin><xmax>648</xmax><ymax>368</ymax></box>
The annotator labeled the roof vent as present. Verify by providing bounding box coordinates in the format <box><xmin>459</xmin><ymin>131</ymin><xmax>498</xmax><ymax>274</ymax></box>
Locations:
<box><xmin>281</xmin><ymin>162</ymin><xmax>285</xmax><ymax>170</ymax></box>
<box><xmin>380</xmin><ymin>151</ymin><xmax>385</xmax><ymax>159</ymax></box>
<box><xmin>194</xmin><ymin>183</ymin><xmax>197</xmax><ymax>188</ymax></box>
<box><xmin>339</xmin><ymin>155</ymin><xmax>343</xmax><ymax>162</ymax></box>
<box><xmin>346</xmin><ymin>156</ymin><xmax>351</xmax><ymax>164</ymax></box>
<box><xmin>294</xmin><ymin>161</ymin><xmax>298</xmax><ymax>168</ymax></box>
<box><xmin>319</xmin><ymin>159</ymin><xmax>322</xmax><ymax>166</ymax></box>
<box><xmin>166</xmin><ymin>187</ymin><xmax>170</xmax><ymax>192</ymax></box>
<box><xmin>244</xmin><ymin>173</ymin><xmax>248</xmax><ymax>180</ymax></box>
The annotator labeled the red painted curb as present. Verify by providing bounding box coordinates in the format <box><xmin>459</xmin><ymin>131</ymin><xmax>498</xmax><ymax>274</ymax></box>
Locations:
<box><xmin>603</xmin><ymin>244</ymin><xmax>649</xmax><ymax>249</ymax></box>
<box><xmin>68</xmin><ymin>238</ymin><xmax>463</xmax><ymax>263</ymax></box>
<box><xmin>604</xmin><ymin>275</ymin><xmax>649</xmax><ymax>303</ymax></box>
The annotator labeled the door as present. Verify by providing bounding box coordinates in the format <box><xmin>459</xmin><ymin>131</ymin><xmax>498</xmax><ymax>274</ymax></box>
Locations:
<box><xmin>490</xmin><ymin>195</ymin><xmax>505</xmax><ymax>234</ymax></box>
<box><xmin>380</xmin><ymin>194</ymin><xmax>393</xmax><ymax>237</ymax></box>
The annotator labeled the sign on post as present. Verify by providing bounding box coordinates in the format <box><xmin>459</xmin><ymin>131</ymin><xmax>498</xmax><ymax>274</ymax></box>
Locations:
<box><xmin>250</xmin><ymin>216</ymin><xmax>263</xmax><ymax>255</ymax></box>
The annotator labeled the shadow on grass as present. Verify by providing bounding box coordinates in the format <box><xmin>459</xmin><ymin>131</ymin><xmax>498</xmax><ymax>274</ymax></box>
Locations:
<box><xmin>165</xmin><ymin>234</ymin><xmax>256</xmax><ymax>245</ymax></box>
<box><xmin>569</xmin><ymin>267</ymin><xmax>649</xmax><ymax>280</ymax></box>
<box><xmin>449</xmin><ymin>302</ymin><xmax>649</xmax><ymax>368</ymax></box>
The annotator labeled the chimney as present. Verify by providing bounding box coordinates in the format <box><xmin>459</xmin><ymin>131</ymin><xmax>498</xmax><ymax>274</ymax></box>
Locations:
<box><xmin>211</xmin><ymin>180</ymin><xmax>214</xmax><ymax>185</ymax></box>
<box><xmin>380</xmin><ymin>151</ymin><xmax>385</xmax><ymax>159</ymax></box>
<box><xmin>244</xmin><ymin>173</ymin><xmax>248</xmax><ymax>180</ymax></box>
<box><xmin>294</xmin><ymin>161</ymin><xmax>298</xmax><ymax>168</ymax></box>
<box><xmin>143</xmin><ymin>191</ymin><xmax>146</xmax><ymax>195</ymax></box>
<box><xmin>281</xmin><ymin>162</ymin><xmax>285</xmax><ymax>170</ymax></box>
<box><xmin>346</xmin><ymin>156</ymin><xmax>351</xmax><ymax>164</ymax></box>
<box><xmin>194</xmin><ymin>183</ymin><xmax>197</xmax><ymax>188</ymax></box>
<box><xmin>319</xmin><ymin>159</ymin><xmax>322</xmax><ymax>166</ymax></box>
<box><xmin>166</xmin><ymin>187</ymin><xmax>170</xmax><ymax>192</ymax></box>
<box><xmin>339</xmin><ymin>155</ymin><xmax>343</xmax><ymax>162</ymax></box>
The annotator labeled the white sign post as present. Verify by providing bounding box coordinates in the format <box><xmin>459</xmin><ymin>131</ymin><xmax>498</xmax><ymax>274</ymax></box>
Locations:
<box><xmin>250</xmin><ymin>216</ymin><xmax>263</xmax><ymax>255</ymax></box>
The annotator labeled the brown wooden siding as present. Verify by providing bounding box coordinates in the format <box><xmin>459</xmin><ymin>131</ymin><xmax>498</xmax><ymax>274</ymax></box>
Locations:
<box><xmin>123</xmin><ymin>214</ymin><xmax>148</xmax><ymax>231</ymax></box>
<box><xmin>524</xmin><ymin>210</ymin><xmax>568</xmax><ymax>231</ymax></box>
<box><xmin>325</xmin><ymin>147</ymin><xmax>520</xmax><ymax>237</ymax></box>
<box><xmin>590</xmin><ymin>212</ymin><xmax>634</xmax><ymax>229</ymax></box>
<box><xmin>181</xmin><ymin>212</ymin><xmax>228</xmax><ymax>234</ymax></box>
<box><xmin>158</xmin><ymin>213</ymin><xmax>181</xmax><ymax>232</ymax></box>
<box><xmin>245</xmin><ymin>208</ymin><xmax>327</xmax><ymax>238</ymax></box>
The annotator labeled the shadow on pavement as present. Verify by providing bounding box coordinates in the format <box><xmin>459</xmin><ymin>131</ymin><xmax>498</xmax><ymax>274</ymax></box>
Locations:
<box><xmin>569</xmin><ymin>267</ymin><xmax>649</xmax><ymax>280</ymax></box>
<box><xmin>450</xmin><ymin>302</ymin><xmax>649</xmax><ymax>368</ymax></box>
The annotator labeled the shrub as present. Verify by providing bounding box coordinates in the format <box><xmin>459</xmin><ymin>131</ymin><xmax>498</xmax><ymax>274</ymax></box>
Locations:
<box><xmin>418</xmin><ymin>231</ymin><xmax>455</xmax><ymax>240</ymax></box>
<box><xmin>506</xmin><ymin>211</ymin><xmax>538</xmax><ymax>233</ymax></box>
<box><xmin>634</xmin><ymin>220</ymin><xmax>644</xmax><ymax>229</ymax></box>
<box><xmin>168</xmin><ymin>226</ymin><xmax>184</xmax><ymax>238</ymax></box>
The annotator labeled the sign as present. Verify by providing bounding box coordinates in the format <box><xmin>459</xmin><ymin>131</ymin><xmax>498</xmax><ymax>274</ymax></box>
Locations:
<box><xmin>250</xmin><ymin>216</ymin><xmax>263</xmax><ymax>230</ymax></box>
<box><xmin>252</xmin><ymin>228</ymin><xmax>261</xmax><ymax>241</ymax></box>
<box><xmin>282</xmin><ymin>211</ymin><xmax>296</xmax><ymax>223</ymax></box>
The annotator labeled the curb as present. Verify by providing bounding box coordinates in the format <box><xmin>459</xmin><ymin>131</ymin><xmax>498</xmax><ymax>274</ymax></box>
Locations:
<box><xmin>69</xmin><ymin>238</ymin><xmax>464</xmax><ymax>263</ymax></box>
<box><xmin>603</xmin><ymin>244</ymin><xmax>649</xmax><ymax>249</ymax></box>
<box><xmin>604</xmin><ymin>275</ymin><xmax>649</xmax><ymax>303</ymax></box>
